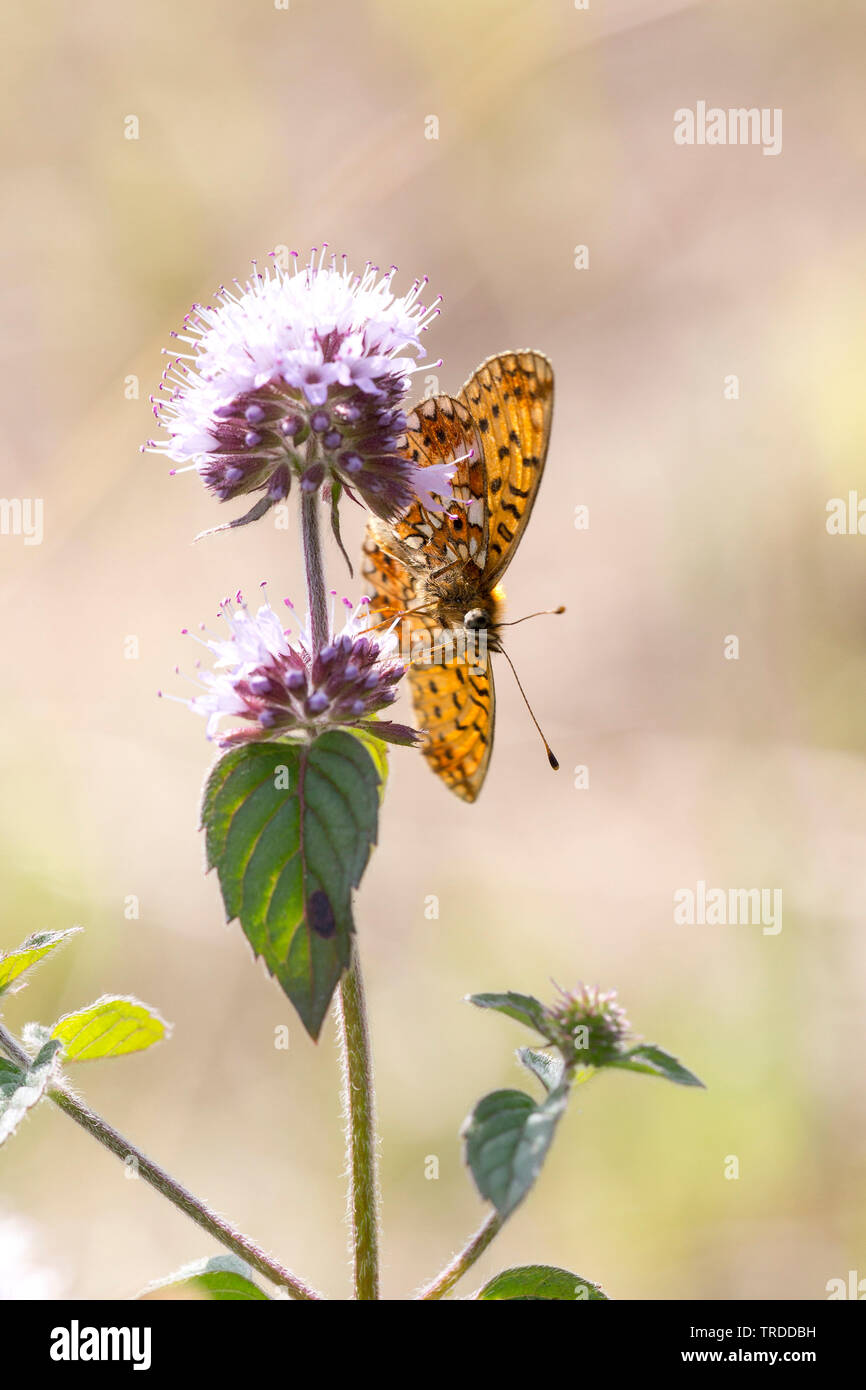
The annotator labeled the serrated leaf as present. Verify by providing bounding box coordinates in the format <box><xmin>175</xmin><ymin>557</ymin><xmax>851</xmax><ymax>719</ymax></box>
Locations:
<box><xmin>610</xmin><ymin>1043</ymin><xmax>705</xmax><ymax>1088</ymax></box>
<box><xmin>138</xmin><ymin>1255</ymin><xmax>270</xmax><ymax>1301</ymax></box>
<box><xmin>517</xmin><ymin>1046</ymin><xmax>564</xmax><ymax>1094</ymax></box>
<box><xmin>50</xmin><ymin>996</ymin><xmax>170</xmax><ymax>1061</ymax></box>
<box><xmin>0</xmin><ymin>1039</ymin><xmax>61</xmax><ymax>1146</ymax></box>
<box><xmin>477</xmin><ymin>1265</ymin><xmax>609</xmax><ymax>1300</ymax></box>
<box><xmin>202</xmin><ymin>732</ymin><xmax>382</xmax><ymax>1040</ymax></box>
<box><xmin>467</xmin><ymin>991</ymin><xmax>554</xmax><ymax>1038</ymax></box>
<box><xmin>462</xmin><ymin>1084</ymin><xmax>569</xmax><ymax>1218</ymax></box>
<box><xmin>0</xmin><ymin>928</ymin><xmax>81</xmax><ymax>996</ymax></box>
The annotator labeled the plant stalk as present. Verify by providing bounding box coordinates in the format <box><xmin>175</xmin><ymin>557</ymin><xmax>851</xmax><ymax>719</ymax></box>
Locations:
<box><xmin>415</xmin><ymin>1210</ymin><xmax>502</xmax><ymax>1300</ymax></box>
<box><xmin>299</xmin><ymin>460</ymin><xmax>381</xmax><ymax>1300</ymax></box>
<box><xmin>300</xmin><ymin>485</ymin><xmax>329</xmax><ymax>651</ymax></box>
<box><xmin>337</xmin><ymin>948</ymin><xmax>380</xmax><ymax>1300</ymax></box>
<box><xmin>0</xmin><ymin>1023</ymin><xmax>322</xmax><ymax>1300</ymax></box>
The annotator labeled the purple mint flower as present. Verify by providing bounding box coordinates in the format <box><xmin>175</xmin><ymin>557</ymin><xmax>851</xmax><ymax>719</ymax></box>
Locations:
<box><xmin>548</xmin><ymin>984</ymin><xmax>633</xmax><ymax>1066</ymax></box>
<box><xmin>161</xmin><ymin>584</ymin><xmax>418</xmax><ymax>748</ymax></box>
<box><xmin>144</xmin><ymin>248</ymin><xmax>454</xmax><ymax>528</ymax></box>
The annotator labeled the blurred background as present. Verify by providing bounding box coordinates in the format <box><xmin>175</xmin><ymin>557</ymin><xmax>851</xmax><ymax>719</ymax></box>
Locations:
<box><xmin>1</xmin><ymin>0</ymin><xmax>864</xmax><ymax>1301</ymax></box>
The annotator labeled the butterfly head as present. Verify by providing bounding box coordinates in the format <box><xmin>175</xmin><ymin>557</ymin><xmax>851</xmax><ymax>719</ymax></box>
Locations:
<box><xmin>463</xmin><ymin>606</ymin><xmax>489</xmax><ymax>631</ymax></box>
<box><xmin>461</xmin><ymin>583</ymin><xmax>506</xmax><ymax>651</ymax></box>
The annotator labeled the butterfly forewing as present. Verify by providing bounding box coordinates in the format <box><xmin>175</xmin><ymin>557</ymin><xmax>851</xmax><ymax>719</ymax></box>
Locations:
<box><xmin>457</xmin><ymin>351</ymin><xmax>554</xmax><ymax>584</ymax></box>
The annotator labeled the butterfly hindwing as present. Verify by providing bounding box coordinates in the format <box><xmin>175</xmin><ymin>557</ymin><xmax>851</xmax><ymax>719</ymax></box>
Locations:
<box><xmin>409</xmin><ymin>654</ymin><xmax>495</xmax><ymax>804</ymax></box>
<box><xmin>361</xmin><ymin>527</ymin><xmax>418</xmax><ymax>624</ymax></box>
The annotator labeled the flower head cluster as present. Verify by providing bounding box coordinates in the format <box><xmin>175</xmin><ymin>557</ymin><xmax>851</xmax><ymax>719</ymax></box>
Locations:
<box><xmin>546</xmin><ymin>984</ymin><xmax>633</xmax><ymax>1067</ymax></box>
<box><xmin>162</xmin><ymin>586</ymin><xmax>418</xmax><ymax>748</ymax></box>
<box><xmin>145</xmin><ymin>249</ymin><xmax>454</xmax><ymax>527</ymax></box>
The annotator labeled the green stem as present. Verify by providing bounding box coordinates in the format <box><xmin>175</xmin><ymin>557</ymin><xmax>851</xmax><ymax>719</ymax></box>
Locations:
<box><xmin>415</xmin><ymin>1210</ymin><xmax>502</xmax><ymax>1300</ymax></box>
<box><xmin>298</xmin><ymin>452</ymin><xmax>381</xmax><ymax>1300</ymax></box>
<box><xmin>300</xmin><ymin>484</ymin><xmax>329</xmax><ymax>651</ymax></box>
<box><xmin>0</xmin><ymin>1023</ymin><xmax>322</xmax><ymax>1300</ymax></box>
<box><xmin>337</xmin><ymin>947</ymin><xmax>380</xmax><ymax>1300</ymax></box>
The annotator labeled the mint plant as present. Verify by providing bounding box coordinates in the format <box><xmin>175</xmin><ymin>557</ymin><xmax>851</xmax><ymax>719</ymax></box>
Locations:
<box><xmin>0</xmin><ymin>249</ymin><xmax>704</xmax><ymax>1300</ymax></box>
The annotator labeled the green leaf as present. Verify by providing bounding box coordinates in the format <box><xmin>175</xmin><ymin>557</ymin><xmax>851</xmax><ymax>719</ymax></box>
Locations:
<box><xmin>517</xmin><ymin>1046</ymin><xmax>564</xmax><ymax>1094</ymax></box>
<box><xmin>202</xmin><ymin>732</ymin><xmax>382</xmax><ymax>1040</ymax></box>
<box><xmin>345</xmin><ymin>726</ymin><xmax>389</xmax><ymax>801</ymax></box>
<box><xmin>138</xmin><ymin>1255</ymin><xmax>270</xmax><ymax>1301</ymax></box>
<box><xmin>610</xmin><ymin>1043</ymin><xmax>705</xmax><ymax>1088</ymax></box>
<box><xmin>467</xmin><ymin>991</ymin><xmax>554</xmax><ymax>1038</ymax></box>
<box><xmin>477</xmin><ymin>1265</ymin><xmax>609</xmax><ymax>1300</ymax></box>
<box><xmin>50</xmin><ymin>996</ymin><xmax>170</xmax><ymax>1061</ymax></box>
<box><xmin>0</xmin><ymin>928</ymin><xmax>81</xmax><ymax>996</ymax></box>
<box><xmin>462</xmin><ymin>1084</ymin><xmax>569</xmax><ymax>1218</ymax></box>
<box><xmin>0</xmin><ymin>1038</ymin><xmax>62</xmax><ymax>1146</ymax></box>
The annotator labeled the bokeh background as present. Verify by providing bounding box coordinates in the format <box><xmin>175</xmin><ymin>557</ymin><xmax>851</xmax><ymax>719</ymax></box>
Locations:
<box><xmin>1</xmin><ymin>0</ymin><xmax>864</xmax><ymax>1300</ymax></box>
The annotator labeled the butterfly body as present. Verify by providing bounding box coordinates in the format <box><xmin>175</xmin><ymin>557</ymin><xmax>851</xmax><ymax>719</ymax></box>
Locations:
<box><xmin>411</xmin><ymin>557</ymin><xmax>506</xmax><ymax>646</ymax></box>
<box><xmin>363</xmin><ymin>351</ymin><xmax>554</xmax><ymax>802</ymax></box>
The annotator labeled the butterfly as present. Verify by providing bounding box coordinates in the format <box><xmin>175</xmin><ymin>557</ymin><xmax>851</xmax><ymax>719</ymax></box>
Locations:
<box><xmin>362</xmin><ymin>350</ymin><xmax>559</xmax><ymax>802</ymax></box>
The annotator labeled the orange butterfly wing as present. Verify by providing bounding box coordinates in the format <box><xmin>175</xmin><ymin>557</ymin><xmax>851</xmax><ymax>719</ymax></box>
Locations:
<box><xmin>457</xmin><ymin>351</ymin><xmax>554</xmax><ymax>583</ymax></box>
<box><xmin>386</xmin><ymin>394</ymin><xmax>489</xmax><ymax>572</ymax></box>
<box><xmin>408</xmin><ymin>656</ymin><xmax>495</xmax><ymax>803</ymax></box>
<box><xmin>360</xmin><ymin>528</ymin><xmax>418</xmax><ymax>626</ymax></box>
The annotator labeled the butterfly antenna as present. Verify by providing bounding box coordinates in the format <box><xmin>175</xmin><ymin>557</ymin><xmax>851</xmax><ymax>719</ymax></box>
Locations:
<box><xmin>497</xmin><ymin>643</ymin><xmax>559</xmax><ymax>771</ymax></box>
<box><xmin>498</xmin><ymin>605</ymin><xmax>566</xmax><ymax>628</ymax></box>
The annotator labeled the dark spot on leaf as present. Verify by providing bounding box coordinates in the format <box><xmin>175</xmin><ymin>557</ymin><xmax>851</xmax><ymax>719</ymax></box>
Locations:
<box><xmin>308</xmin><ymin>889</ymin><xmax>336</xmax><ymax>938</ymax></box>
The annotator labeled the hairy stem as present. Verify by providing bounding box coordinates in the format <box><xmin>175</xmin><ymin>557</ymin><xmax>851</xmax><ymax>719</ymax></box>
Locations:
<box><xmin>337</xmin><ymin>947</ymin><xmax>380</xmax><ymax>1300</ymax></box>
<box><xmin>415</xmin><ymin>1209</ymin><xmax>503</xmax><ymax>1300</ymax></box>
<box><xmin>300</xmin><ymin>485</ymin><xmax>329</xmax><ymax>651</ymax></box>
<box><xmin>417</xmin><ymin>1066</ymin><xmax>582</xmax><ymax>1299</ymax></box>
<box><xmin>299</xmin><ymin>451</ymin><xmax>381</xmax><ymax>1299</ymax></box>
<box><xmin>0</xmin><ymin>1023</ymin><xmax>322</xmax><ymax>1300</ymax></box>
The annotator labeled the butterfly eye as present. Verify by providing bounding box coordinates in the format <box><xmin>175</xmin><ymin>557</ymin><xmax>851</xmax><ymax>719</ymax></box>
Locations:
<box><xmin>463</xmin><ymin>608</ymin><xmax>488</xmax><ymax>630</ymax></box>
